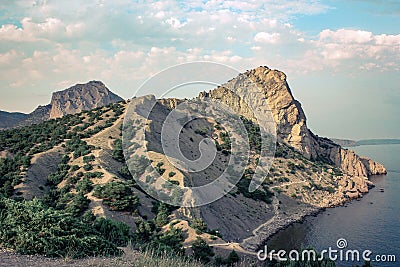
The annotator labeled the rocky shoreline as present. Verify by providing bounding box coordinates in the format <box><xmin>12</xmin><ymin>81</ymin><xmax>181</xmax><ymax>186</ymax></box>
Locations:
<box><xmin>240</xmin><ymin>184</ymin><xmax>378</xmax><ymax>253</ymax></box>
<box><xmin>240</xmin><ymin>200</ymin><xmax>322</xmax><ymax>252</ymax></box>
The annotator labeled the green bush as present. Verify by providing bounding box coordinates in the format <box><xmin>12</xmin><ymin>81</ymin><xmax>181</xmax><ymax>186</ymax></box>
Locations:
<box><xmin>83</xmin><ymin>164</ymin><xmax>93</xmax><ymax>171</ymax></box>
<box><xmin>93</xmin><ymin>181</ymin><xmax>139</xmax><ymax>211</ymax></box>
<box><xmin>83</xmin><ymin>155</ymin><xmax>95</xmax><ymax>164</ymax></box>
<box><xmin>83</xmin><ymin>172</ymin><xmax>103</xmax><ymax>179</ymax></box>
<box><xmin>76</xmin><ymin>177</ymin><xmax>93</xmax><ymax>194</ymax></box>
<box><xmin>65</xmin><ymin>192</ymin><xmax>90</xmax><ymax>216</ymax></box>
<box><xmin>195</xmin><ymin>128</ymin><xmax>208</xmax><ymax>136</ymax></box>
<box><xmin>215</xmin><ymin>250</ymin><xmax>240</xmax><ymax>266</ymax></box>
<box><xmin>0</xmin><ymin>197</ymin><xmax>121</xmax><ymax>258</ymax></box>
<box><xmin>46</xmin><ymin>163</ymin><xmax>69</xmax><ymax>186</ymax></box>
<box><xmin>192</xmin><ymin>237</ymin><xmax>214</xmax><ymax>263</ymax></box>
<box><xmin>219</xmin><ymin>131</ymin><xmax>231</xmax><ymax>152</ymax></box>
<box><xmin>191</xmin><ymin>219</ymin><xmax>207</xmax><ymax>234</ymax></box>
<box><xmin>236</xmin><ymin>176</ymin><xmax>274</xmax><ymax>204</ymax></box>
<box><xmin>240</xmin><ymin>116</ymin><xmax>262</xmax><ymax>153</ymax></box>
<box><xmin>118</xmin><ymin>165</ymin><xmax>135</xmax><ymax>180</ymax></box>
<box><xmin>66</xmin><ymin>137</ymin><xmax>94</xmax><ymax>159</ymax></box>
<box><xmin>127</xmin><ymin>155</ymin><xmax>150</xmax><ymax>176</ymax></box>
<box><xmin>155</xmin><ymin>162</ymin><xmax>166</xmax><ymax>175</ymax></box>
<box><xmin>93</xmin><ymin>217</ymin><xmax>130</xmax><ymax>247</ymax></box>
<box><xmin>154</xmin><ymin>202</ymin><xmax>170</xmax><ymax>227</ymax></box>
<box><xmin>133</xmin><ymin>221</ymin><xmax>154</xmax><ymax>242</ymax></box>
<box><xmin>153</xmin><ymin>226</ymin><xmax>184</xmax><ymax>255</ymax></box>
<box><xmin>112</xmin><ymin>139</ymin><xmax>124</xmax><ymax>162</ymax></box>
<box><xmin>324</xmin><ymin>186</ymin><xmax>336</xmax><ymax>194</ymax></box>
<box><xmin>0</xmin><ymin>157</ymin><xmax>23</xmax><ymax>197</ymax></box>
<box><xmin>70</xmin><ymin>165</ymin><xmax>80</xmax><ymax>172</ymax></box>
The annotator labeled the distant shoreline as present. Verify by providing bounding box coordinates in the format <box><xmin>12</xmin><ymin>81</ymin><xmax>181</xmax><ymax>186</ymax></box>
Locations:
<box><xmin>331</xmin><ymin>138</ymin><xmax>400</xmax><ymax>147</ymax></box>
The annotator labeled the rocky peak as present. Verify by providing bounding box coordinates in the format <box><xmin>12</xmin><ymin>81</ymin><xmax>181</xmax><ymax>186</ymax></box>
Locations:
<box><xmin>49</xmin><ymin>81</ymin><xmax>123</xmax><ymax>119</ymax></box>
<box><xmin>247</xmin><ymin>67</ymin><xmax>314</xmax><ymax>157</ymax></box>
<box><xmin>202</xmin><ymin>66</ymin><xmax>386</xmax><ymax>177</ymax></box>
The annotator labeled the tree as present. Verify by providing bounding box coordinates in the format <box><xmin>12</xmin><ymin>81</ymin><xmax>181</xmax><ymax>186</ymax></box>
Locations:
<box><xmin>226</xmin><ymin>250</ymin><xmax>240</xmax><ymax>266</ymax></box>
<box><xmin>154</xmin><ymin>226</ymin><xmax>184</xmax><ymax>255</ymax></box>
<box><xmin>65</xmin><ymin>192</ymin><xmax>90</xmax><ymax>216</ymax></box>
<box><xmin>112</xmin><ymin>139</ymin><xmax>124</xmax><ymax>162</ymax></box>
<box><xmin>93</xmin><ymin>181</ymin><xmax>139</xmax><ymax>211</ymax></box>
<box><xmin>154</xmin><ymin>203</ymin><xmax>170</xmax><ymax>227</ymax></box>
<box><xmin>134</xmin><ymin>221</ymin><xmax>153</xmax><ymax>242</ymax></box>
<box><xmin>192</xmin><ymin>218</ymin><xmax>207</xmax><ymax>234</ymax></box>
<box><xmin>192</xmin><ymin>237</ymin><xmax>214</xmax><ymax>263</ymax></box>
<box><xmin>75</xmin><ymin>177</ymin><xmax>93</xmax><ymax>194</ymax></box>
<box><xmin>93</xmin><ymin>217</ymin><xmax>130</xmax><ymax>247</ymax></box>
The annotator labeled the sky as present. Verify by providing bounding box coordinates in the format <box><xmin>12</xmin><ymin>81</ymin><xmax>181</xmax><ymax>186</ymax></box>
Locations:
<box><xmin>0</xmin><ymin>0</ymin><xmax>399</xmax><ymax>140</ymax></box>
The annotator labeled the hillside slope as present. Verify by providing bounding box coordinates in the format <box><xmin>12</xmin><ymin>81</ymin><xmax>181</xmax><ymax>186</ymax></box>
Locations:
<box><xmin>0</xmin><ymin>111</ymin><xmax>27</xmax><ymax>129</ymax></box>
<box><xmin>0</xmin><ymin>66</ymin><xmax>387</xmax><ymax>264</ymax></box>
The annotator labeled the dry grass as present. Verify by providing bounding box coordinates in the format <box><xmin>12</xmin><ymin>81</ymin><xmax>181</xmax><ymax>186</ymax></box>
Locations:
<box><xmin>0</xmin><ymin>246</ymin><xmax>204</xmax><ymax>267</ymax></box>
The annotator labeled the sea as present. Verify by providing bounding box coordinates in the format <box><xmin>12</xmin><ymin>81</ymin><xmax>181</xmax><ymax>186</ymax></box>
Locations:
<box><xmin>266</xmin><ymin>144</ymin><xmax>400</xmax><ymax>267</ymax></box>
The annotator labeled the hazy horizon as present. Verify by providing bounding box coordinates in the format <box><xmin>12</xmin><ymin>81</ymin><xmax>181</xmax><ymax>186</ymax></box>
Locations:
<box><xmin>1</xmin><ymin>0</ymin><xmax>399</xmax><ymax>140</ymax></box>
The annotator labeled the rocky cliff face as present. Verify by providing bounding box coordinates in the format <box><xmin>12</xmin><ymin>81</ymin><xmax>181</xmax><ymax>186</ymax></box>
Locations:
<box><xmin>157</xmin><ymin>98</ymin><xmax>184</xmax><ymax>110</ymax></box>
<box><xmin>201</xmin><ymin>66</ymin><xmax>386</xmax><ymax>178</ymax></box>
<box><xmin>49</xmin><ymin>81</ymin><xmax>123</xmax><ymax>119</ymax></box>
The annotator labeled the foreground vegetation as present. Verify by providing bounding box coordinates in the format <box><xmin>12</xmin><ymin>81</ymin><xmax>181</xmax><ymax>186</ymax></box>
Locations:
<box><xmin>0</xmin><ymin>197</ymin><xmax>124</xmax><ymax>258</ymax></box>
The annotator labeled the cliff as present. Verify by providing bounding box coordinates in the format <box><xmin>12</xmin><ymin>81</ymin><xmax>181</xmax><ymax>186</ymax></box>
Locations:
<box><xmin>201</xmin><ymin>66</ymin><xmax>386</xmax><ymax>178</ymax></box>
<box><xmin>49</xmin><ymin>81</ymin><xmax>123</xmax><ymax>119</ymax></box>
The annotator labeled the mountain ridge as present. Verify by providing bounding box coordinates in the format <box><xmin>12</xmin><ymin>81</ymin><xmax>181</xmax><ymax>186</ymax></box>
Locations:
<box><xmin>0</xmin><ymin>81</ymin><xmax>123</xmax><ymax>130</ymax></box>
<box><xmin>0</xmin><ymin>111</ymin><xmax>28</xmax><ymax>129</ymax></box>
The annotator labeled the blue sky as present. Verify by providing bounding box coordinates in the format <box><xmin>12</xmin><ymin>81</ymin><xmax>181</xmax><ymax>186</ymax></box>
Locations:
<box><xmin>0</xmin><ymin>0</ymin><xmax>399</xmax><ymax>139</ymax></box>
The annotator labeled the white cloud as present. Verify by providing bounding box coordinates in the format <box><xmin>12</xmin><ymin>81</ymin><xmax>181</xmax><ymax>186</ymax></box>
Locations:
<box><xmin>316</xmin><ymin>29</ymin><xmax>400</xmax><ymax>62</ymax></box>
<box><xmin>0</xmin><ymin>17</ymin><xmax>84</xmax><ymax>42</ymax></box>
<box><xmin>275</xmin><ymin>28</ymin><xmax>400</xmax><ymax>73</ymax></box>
<box><xmin>374</xmin><ymin>33</ymin><xmax>400</xmax><ymax>45</ymax></box>
<box><xmin>165</xmin><ymin>17</ymin><xmax>186</xmax><ymax>29</ymax></box>
<box><xmin>320</xmin><ymin>29</ymin><xmax>373</xmax><ymax>44</ymax></box>
<box><xmin>254</xmin><ymin>32</ymin><xmax>281</xmax><ymax>44</ymax></box>
<box><xmin>154</xmin><ymin>11</ymin><xmax>166</xmax><ymax>19</ymax></box>
<box><xmin>320</xmin><ymin>44</ymin><xmax>354</xmax><ymax>60</ymax></box>
<box><xmin>1</xmin><ymin>0</ymin><xmax>400</xmax><ymax>112</ymax></box>
<box><xmin>0</xmin><ymin>50</ymin><xmax>24</xmax><ymax>65</ymax></box>
<box><xmin>0</xmin><ymin>24</ymin><xmax>29</xmax><ymax>42</ymax></box>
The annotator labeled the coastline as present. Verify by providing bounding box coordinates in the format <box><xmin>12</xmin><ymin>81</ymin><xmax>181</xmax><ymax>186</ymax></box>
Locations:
<box><xmin>240</xmin><ymin>184</ymin><xmax>377</xmax><ymax>252</ymax></box>
<box><xmin>240</xmin><ymin>201</ymin><xmax>323</xmax><ymax>252</ymax></box>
